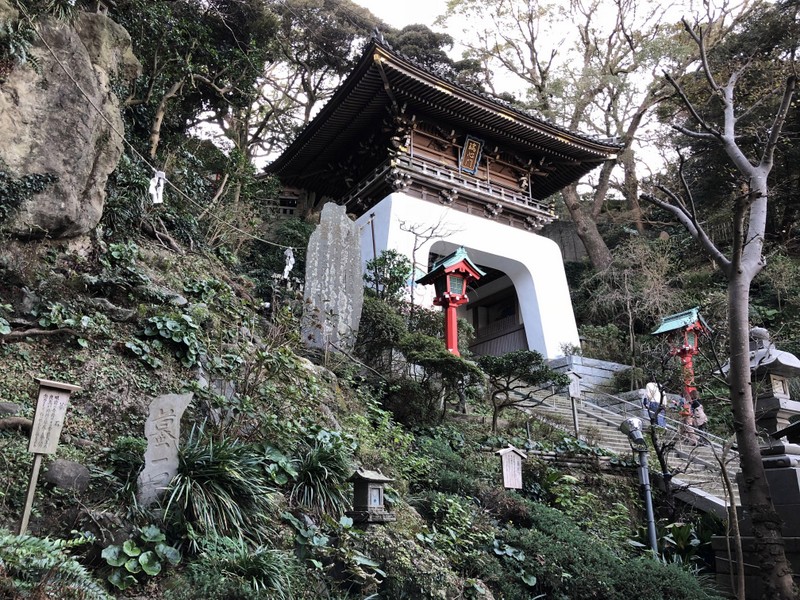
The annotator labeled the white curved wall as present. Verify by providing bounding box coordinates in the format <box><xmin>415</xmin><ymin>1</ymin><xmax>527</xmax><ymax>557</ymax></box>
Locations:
<box><xmin>355</xmin><ymin>194</ymin><xmax>580</xmax><ymax>359</ymax></box>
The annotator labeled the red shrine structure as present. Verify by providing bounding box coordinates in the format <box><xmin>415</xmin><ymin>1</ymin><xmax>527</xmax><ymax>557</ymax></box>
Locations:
<box><xmin>267</xmin><ymin>37</ymin><xmax>620</xmax><ymax>359</ymax></box>
<box><xmin>416</xmin><ymin>247</ymin><xmax>485</xmax><ymax>355</ymax></box>
<box><xmin>652</xmin><ymin>307</ymin><xmax>711</xmax><ymax>398</ymax></box>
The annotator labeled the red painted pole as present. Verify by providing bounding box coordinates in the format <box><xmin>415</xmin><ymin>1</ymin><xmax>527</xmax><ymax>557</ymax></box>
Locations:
<box><xmin>444</xmin><ymin>303</ymin><xmax>460</xmax><ymax>355</ymax></box>
<box><xmin>679</xmin><ymin>350</ymin><xmax>697</xmax><ymax>398</ymax></box>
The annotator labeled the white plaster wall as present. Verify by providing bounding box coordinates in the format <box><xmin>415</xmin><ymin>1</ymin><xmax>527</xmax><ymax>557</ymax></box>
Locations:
<box><xmin>355</xmin><ymin>194</ymin><xmax>580</xmax><ymax>359</ymax></box>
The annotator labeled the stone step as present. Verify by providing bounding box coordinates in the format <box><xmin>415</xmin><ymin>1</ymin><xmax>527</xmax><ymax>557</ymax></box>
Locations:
<box><xmin>519</xmin><ymin>390</ymin><xmax>741</xmax><ymax>512</ymax></box>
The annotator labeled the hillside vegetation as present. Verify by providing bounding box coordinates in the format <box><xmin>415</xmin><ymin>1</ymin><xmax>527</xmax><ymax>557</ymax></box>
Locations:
<box><xmin>3</xmin><ymin>1</ymin><xmax>798</xmax><ymax>598</ymax></box>
<box><xmin>0</xmin><ymin>235</ymin><xmax>723</xmax><ymax>599</ymax></box>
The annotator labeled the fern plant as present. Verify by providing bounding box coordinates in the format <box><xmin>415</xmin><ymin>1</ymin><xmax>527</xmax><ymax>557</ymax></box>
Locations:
<box><xmin>0</xmin><ymin>529</ymin><xmax>111</xmax><ymax>600</ymax></box>
<box><xmin>0</xmin><ymin>19</ymin><xmax>40</xmax><ymax>75</ymax></box>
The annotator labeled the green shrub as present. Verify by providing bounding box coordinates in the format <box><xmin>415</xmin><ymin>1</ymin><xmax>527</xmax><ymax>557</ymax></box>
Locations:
<box><xmin>354</xmin><ymin>295</ymin><xmax>407</xmax><ymax>371</ymax></box>
<box><xmin>579</xmin><ymin>323</ymin><xmax>628</xmax><ymax>363</ymax></box>
<box><xmin>609</xmin><ymin>366</ymin><xmax>647</xmax><ymax>392</ymax></box>
<box><xmin>343</xmin><ymin>393</ymin><xmax>431</xmax><ymax>489</ymax></box>
<box><xmin>164</xmin><ymin>535</ymin><xmax>297</xmax><ymax>600</ymax></box>
<box><xmin>363</xmin><ymin>249</ymin><xmax>412</xmax><ymax>305</ymax></box>
<box><xmin>495</xmin><ymin>501</ymin><xmax>722</xmax><ymax>600</ymax></box>
<box><xmin>414</xmin><ymin>492</ymin><xmax>494</xmax><ymax>574</ymax></box>
<box><xmin>283</xmin><ymin>513</ymin><xmax>385</xmax><ymax>595</ymax></box>
<box><xmin>0</xmin><ymin>529</ymin><xmax>111</xmax><ymax>600</ymax></box>
<box><xmin>382</xmin><ymin>378</ymin><xmax>441</xmax><ymax>426</ymax></box>
<box><xmin>165</xmin><ymin>427</ymin><xmax>275</xmax><ymax>550</ymax></box>
<box><xmin>101</xmin><ymin>153</ymin><xmax>148</xmax><ymax>234</ymax></box>
<box><xmin>413</xmin><ymin>427</ymin><xmax>491</xmax><ymax>495</ymax></box>
<box><xmin>290</xmin><ymin>430</ymin><xmax>353</xmax><ymax>517</ymax></box>
<box><xmin>242</xmin><ymin>217</ymin><xmax>314</xmax><ymax>298</ymax></box>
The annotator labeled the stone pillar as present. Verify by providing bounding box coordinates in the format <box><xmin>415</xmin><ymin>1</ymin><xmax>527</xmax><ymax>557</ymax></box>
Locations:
<box><xmin>136</xmin><ymin>393</ymin><xmax>192</xmax><ymax>508</ymax></box>
<box><xmin>302</xmin><ymin>203</ymin><xmax>364</xmax><ymax>353</ymax></box>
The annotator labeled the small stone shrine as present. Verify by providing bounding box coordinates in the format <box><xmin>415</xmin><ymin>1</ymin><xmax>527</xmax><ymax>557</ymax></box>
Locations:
<box><xmin>713</xmin><ymin>328</ymin><xmax>800</xmax><ymax>596</ymax></box>
<box><xmin>137</xmin><ymin>392</ymin><xmax>193</xmax><ymax>508</ymax></box>
<box><xmin>302</xmin><ymin>203</ymin><xmax>363</xmax><ymax>354</ymax></box>
<box><xmin>496</xmin><ymin>445</ymin><xmax>527</xmax><ymax>489</ymax></box>
<box><xmin>347</xmin><ymin>468</ymin><xmax>395</xmax><ymax>525</ymax></box>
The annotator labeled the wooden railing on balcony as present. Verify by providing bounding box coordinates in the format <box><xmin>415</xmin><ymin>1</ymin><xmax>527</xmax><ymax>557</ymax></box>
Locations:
<box><xmin>470</xmin><ymin>316</ymin><xmax>527</xmax><ymax>356</ymax></box>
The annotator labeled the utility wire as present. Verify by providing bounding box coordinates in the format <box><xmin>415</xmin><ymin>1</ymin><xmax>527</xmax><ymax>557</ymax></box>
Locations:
<box><xmin>13</xmin><ymin>0</ymin><xmax>299</xmax><ymax>250</ymax></box>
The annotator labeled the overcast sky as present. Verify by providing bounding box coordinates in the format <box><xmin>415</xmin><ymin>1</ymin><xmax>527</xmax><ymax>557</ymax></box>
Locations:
<box><xmin>353</xmin><ymin>0</ymin><xmax>450</xmax><ymax>29</ymax></box>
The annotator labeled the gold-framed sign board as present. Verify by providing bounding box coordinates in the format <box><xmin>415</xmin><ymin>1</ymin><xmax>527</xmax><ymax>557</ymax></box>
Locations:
<box><xmin>459</xmin><ymin>135</ymin><xmax>484</xmax><ymax>175</ymax></box>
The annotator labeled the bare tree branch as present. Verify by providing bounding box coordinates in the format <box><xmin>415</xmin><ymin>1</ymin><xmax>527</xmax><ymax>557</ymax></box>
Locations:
<box><xmin>641</xmin><ymin>191</ymin><xmax>731</xmax><ymax>274</ymax></box>
<box><xmin>682</xmin><ymin>18</ymin><xmax>720</xmax><ymax>93</ymax></box>
<box><xmin>761</xmin><ymin>75</ymin><xmax>797</xmax><ymax>169</ymax></box>
<box><xmin>664</xmin><ymin>71</ymin><xmax>722</xmax><ymax>139</ymax></box>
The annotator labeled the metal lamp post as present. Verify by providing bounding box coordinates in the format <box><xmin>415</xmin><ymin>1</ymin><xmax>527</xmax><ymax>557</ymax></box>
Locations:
<box><xmin>620</xmin><ymin>417</ymin><xmax>658</xmax><ymax>556</ymax></box>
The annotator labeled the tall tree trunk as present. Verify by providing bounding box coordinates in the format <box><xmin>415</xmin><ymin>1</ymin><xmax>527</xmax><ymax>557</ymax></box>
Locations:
<box><xmin>728</xmin><ymin>271</ymin><xmax>795</xmax><ymax>599</ymax></box>
<box><xmin>561</xmin><ymin>185</ymin><xmax>612</xmax><ymax>269</ymax></box>
<box><xmin>149</xmin><ymin>78</ymin><xmax>185</xmax><ymax>160</ymax></box>
<box><xmin>618</xmin><ymin>146</ymin><xmax>645</xmax><ymax>234</ymax></box>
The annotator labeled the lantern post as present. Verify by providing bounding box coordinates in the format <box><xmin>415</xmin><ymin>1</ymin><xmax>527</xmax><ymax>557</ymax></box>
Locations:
<box><xmin>651</xmin><ymin>307</ymin><xmax>711</xmax><ymax>399</ymax></box>
<box><xmin>416</xmin><ymin>247</ymin><xmax>484</xmax><ymax>356</ymax></box>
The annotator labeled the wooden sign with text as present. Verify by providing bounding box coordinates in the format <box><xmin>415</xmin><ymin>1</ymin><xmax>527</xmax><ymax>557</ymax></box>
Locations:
<box><xmin>459</xmin><ymin>135</ymin><xmax>484</xmax><ymax>175</ymax></box>
<box><xmin>29</xmin><ymin>380</ymin><xmax>80</xmax><ymax>454</ymax></box>
<box><xmin>20</xmin><ymin>378</ymin><xmax>81</xmax><ymax>535</ymax></box>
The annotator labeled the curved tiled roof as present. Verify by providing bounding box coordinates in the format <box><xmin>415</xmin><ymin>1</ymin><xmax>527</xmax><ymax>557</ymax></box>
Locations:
<box><xmin>267</xmin><ymin>40</ymin><xmax>621</xmax><ymax>201</ymax></box>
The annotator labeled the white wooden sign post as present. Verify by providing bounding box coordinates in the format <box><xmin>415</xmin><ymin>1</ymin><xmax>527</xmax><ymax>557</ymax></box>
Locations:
<box><xmin>19</xmin><ymin>378</ymin><xmax>81</xmax><ymax>535</ymax></box>
<box><xmin>496</xmin><ymin>445</ymin><xmax>527</xmax><ymax>489</ymax></box>
<box><xmin>568</xmin><ymin>371</ymin><xmax>582</xmax><ymax>438</ymax></box>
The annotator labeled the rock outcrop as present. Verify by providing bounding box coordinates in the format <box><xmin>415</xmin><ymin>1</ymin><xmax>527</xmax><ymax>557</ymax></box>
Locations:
<box><xmin>0</xmin><ymin>3</ymin><xmax>140</xmax><ymax>238</ymax></box>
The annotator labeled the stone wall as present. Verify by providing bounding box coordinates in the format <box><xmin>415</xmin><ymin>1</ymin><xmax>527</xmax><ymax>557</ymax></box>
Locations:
<box><xmin>550</xmin><ymin>354</ymin><xmax>629</xmax><ymax>392</ymax></box>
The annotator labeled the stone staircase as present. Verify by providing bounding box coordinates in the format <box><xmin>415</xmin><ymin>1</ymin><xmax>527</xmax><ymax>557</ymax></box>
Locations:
<box><xmin>518</xmin><ymin>390</ymin><xmax>740</xmax><ymax>519</ymax></box>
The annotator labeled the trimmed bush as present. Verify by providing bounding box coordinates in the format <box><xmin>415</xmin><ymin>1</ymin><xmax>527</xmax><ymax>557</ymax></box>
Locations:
<box><xmin>495</xmin><ymin>501</ymin><xmax>722</xmax><ymax>600</ymax></box>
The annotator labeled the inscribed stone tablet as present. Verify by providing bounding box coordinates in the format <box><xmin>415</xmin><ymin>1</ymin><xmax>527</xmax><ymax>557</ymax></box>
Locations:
<box><xmin>137</xmin><ymin>392</ymin><xmax>193</xmax><ymax>507</ymax></box>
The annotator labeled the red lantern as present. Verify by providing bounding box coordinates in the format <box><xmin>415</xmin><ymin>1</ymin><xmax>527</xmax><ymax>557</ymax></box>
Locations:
<box><xmin>416</xmin><ymin>247</ymin><xmax>484</xmax><ymax>355</ymax></box>
<box><xmin>652</xmin><ymin>308</ymin><xmax>711</xmax><ymax>398</ymax></box>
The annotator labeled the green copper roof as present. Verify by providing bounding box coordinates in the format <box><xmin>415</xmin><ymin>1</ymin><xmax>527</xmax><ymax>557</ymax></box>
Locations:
<box><xmin>651</xmin><ymin>307</ymin><xmax>711</xmax><ymax>335</ymax></box>
<box><xmin>416</xmin><ymin>247</ymin><xmax>486</xmax><ymax>285</ymax></box>
<box><xmin>429</xmin><ymin>247</ymin><xmax>486</xmax><ymax>276</ymax></box>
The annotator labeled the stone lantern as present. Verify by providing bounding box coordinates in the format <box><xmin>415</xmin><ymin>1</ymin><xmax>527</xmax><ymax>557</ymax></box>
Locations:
<box><xmin>746</xmin><ymin>327</ymin><xmax>800</xmax><ymax>434</ymax></box>
<box><xmin>347</xmin><ymin>468</ymin><xmax>395</xmax><ymax>524</ymax></box>
<box><xmin>712</xmin><ymin>327</ymin><xmax>800</xmax><ymax>595</ymax></box>
<box><xmin>415</xmin><ymin>247</ymin><xmax>484</xmax><ymax>356</ymax></box>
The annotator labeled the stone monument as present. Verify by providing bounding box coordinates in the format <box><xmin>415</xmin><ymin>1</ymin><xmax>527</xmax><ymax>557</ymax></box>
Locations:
<box><xmin>302</xmin><ymin>203</ymin><xmax>363</xmax><ymax>353</ymax></box>
<box><xmin>136</xmin><ymin>392</ymin><xmax>193</xmax><ymax>508</ymax></box>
